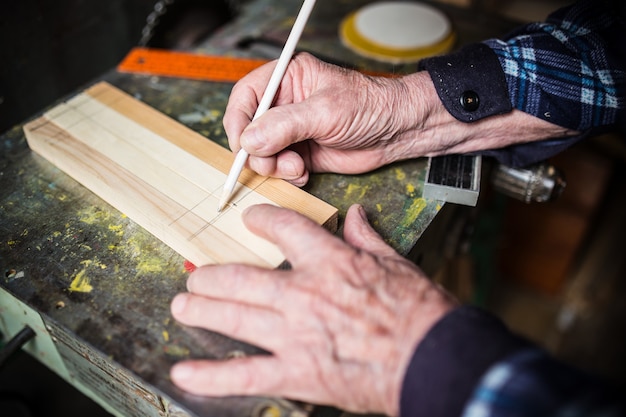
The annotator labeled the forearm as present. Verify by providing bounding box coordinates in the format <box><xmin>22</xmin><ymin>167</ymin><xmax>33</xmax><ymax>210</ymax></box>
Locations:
<box><xmin>412</xmin><ymin>0</ymin><xmax>625</xmax><ymax>167</ymax></box>
<box><xmin>378</xmin><ymin>71</ymin><xmax>576</xmax><ymax>164</ymax></box>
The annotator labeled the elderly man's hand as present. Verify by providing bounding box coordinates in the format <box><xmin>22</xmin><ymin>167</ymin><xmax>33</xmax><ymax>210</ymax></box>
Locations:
<box><xmin>224</xmin><ymin>53</ymin><xmax>577</xmax><ymax>187</ymax></box>
<box><xmin>170</xmin><ymin>204</ymin><xmax>457</xmax><ymax>416</ymax></box>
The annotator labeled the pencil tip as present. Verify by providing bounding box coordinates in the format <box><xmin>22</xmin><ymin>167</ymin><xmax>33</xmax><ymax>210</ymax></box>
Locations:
<box><xmin>217</xmin><ymin>195</ymin><xmax>227</xmax><ymax>212</ymax></box>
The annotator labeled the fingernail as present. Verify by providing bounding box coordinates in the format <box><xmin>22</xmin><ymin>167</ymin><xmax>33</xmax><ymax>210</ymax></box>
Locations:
<box><xmin>186</xmin><ymin>272</ymin><xmax>197</xmax><ymax>292</ymax></box>
<box><xmin>289</xmin><ymin>176</ymin><xmax>307</xmax><ymax>187</ymax></box>
<box><xmin>356</xmin><ymin>204</ymin><xmax>368</xmax><ymax>221</ymax></box>
<box><xmin>171</xmin><ymin>293</ymin><xmax>188</xmax><ymax>316</ymax></box>
<box><xmin>171</xmin><ymin>363</ymin><xmax>193</xmax><ymax>382</ymax></box>
<box><xmin>287</xmin><ymin>160</ymin><xmax>302</xmax><ymax>178</ymax></box>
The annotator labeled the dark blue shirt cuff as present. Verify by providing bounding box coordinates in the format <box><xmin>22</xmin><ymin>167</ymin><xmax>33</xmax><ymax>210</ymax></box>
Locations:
<box><xmin>418</xmin><ymin>43</ymin><xmax>512</xmax><ymax>122</ymax></box>
<box><xmin>418</xmin><ymin>43</ymin><xmax>592</xmax><ymax>167</ymax></box>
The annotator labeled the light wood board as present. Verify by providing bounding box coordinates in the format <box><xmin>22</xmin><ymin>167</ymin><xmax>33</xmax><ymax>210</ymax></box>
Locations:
<box><xmin>23</xmin><ymin>82</ymin><xmax>337</xmax><ymax>268</ymax></box>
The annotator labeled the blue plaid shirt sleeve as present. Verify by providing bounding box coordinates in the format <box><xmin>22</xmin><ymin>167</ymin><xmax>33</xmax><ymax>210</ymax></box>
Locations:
<box><xmin>482</xmin><ymin>0</ymin><xmax>625</xmax><ymax>132</ymax></box>
<box><xmin>400</xmin><ymin>307</ymin><xmax>625</xmax><ymax>417</ymax></box>
<box><xmin>419</xmin><ymin>0</ymin><xmax>625</xmax><ymax>166</ymax></box>
<box><xmin>463</xmin><ymin>349</ymin><xmax>624</xmax><ymax>417</ymax></box>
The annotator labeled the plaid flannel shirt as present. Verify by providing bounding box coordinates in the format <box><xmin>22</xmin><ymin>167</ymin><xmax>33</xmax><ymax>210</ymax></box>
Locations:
<box><xmin>463</xmin><ymin>349</ymin><xmax>624</xmax><ymax>417</ymax></box>
<box><xmin>483</xmin><ymin>0</ymin><xmax>624</xmax><ymax>132</ymax></box>
<box><xmin>419</xmin><ymin>0</ymin><xmax>625</xmax><ymax>166</ymax></box>
<box><xmin>402</xmin><ymin>3</ymin><xmax>625</xmax><ymax>415</ymax></box>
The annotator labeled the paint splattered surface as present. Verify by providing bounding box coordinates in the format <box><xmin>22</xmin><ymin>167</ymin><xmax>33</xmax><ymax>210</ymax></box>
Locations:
<box><xmin>0</xmin><ymin>82</ymin><xmax>440</xmax><ymax>416</ymax></box>
<box><xmin>0</xmin><ymin>73</ymin><xmax>440</xmax><ymax>416</ymax></box>
<box><xmin>0</xmin><ymin>0</ymin><xmax>521</xmax><ymax>413</ymax></box>
<box><xmin>0</xmin><ymin>108</ymin><xmax>278</xmax><ymax>416</ymax></box>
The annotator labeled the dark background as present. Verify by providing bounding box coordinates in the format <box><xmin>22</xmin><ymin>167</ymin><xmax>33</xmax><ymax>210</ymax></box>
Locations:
<box><xmin>0</xmin><ymin>0</ymin><xmax>158</xmax><ymax>134</ymax></box>
<box><xmin>0</xmin><ymin>0</ymin><xmax>237</xmax><ymax>134</ymax></box>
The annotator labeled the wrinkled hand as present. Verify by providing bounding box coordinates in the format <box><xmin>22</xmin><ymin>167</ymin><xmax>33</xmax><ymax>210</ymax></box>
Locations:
<box><xmin>170</xmin><ymin>204</ymin><xmax>457</xmax><ymax>416</ymax></box>
<box><xmin>223</xmin><ymin>52</ymin><xmax>441</xmax><ymax>186</ymax></box>
<box><xmin>224</xmin><ymin>53</ymin><xmax>577</xmax><ymax>186</ymax></box>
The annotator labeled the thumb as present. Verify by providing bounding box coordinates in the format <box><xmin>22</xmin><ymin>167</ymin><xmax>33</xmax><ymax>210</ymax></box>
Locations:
<box><xmin>240</xmin><ymin>104</ymin><xmax>313</xmax><ymax>158</ymax></box>
<box><xmin>342</xmin><ymin>204</ymin><xmax>398</xmax><ymax>258</ymax></box>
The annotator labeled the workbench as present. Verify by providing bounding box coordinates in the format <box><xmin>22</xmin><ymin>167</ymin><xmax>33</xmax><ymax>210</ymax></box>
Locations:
<box><xmin>0</xmin><ymin>1</ymin><xmax>518</xmax><ymax>416</ymax></box>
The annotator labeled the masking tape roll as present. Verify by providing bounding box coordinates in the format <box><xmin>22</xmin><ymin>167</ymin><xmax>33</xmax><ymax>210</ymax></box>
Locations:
<box><xmin>339</xmin><ymin>2</ymin><xmax>456</xmax><ymax>63</ymax></box>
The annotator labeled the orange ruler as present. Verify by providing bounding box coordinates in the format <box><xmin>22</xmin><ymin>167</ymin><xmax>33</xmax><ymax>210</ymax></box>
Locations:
<box><xmin>117</xmin><ymin>47</ymin><xmax>270</xmax><ymax>83</ymax></box>
<box><xmin>118</xmin><ymin>47</ymin><xmax>394</xmax><ymax>82</ymax></box>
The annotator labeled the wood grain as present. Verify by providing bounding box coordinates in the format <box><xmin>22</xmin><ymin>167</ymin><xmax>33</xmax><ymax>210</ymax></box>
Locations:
<box><xmin>24</xmin><ymin>82</ymin><xmax>338</xmax><ymax>268</ymax></box>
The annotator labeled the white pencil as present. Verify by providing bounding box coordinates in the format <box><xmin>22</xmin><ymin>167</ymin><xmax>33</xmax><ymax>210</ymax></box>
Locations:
<box><xmin>217</xmin><ymin>0</ymin><xmax>317</xmax><ymax>212</ymax></box>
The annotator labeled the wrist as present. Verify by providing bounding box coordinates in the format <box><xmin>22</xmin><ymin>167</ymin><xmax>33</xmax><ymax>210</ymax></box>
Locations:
<box><xmin>385</xmin><ymin>71</ymin><xmax>578</xmax><ymax>161</ymax></box>
<box><xmin>369</xmin><ymin>71</ymin><xmax>445</xmax><ymax>164</ymax></box>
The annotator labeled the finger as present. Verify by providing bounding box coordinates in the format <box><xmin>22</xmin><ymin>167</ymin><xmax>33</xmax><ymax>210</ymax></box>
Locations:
<box><xmin>186</xmin><ymin>264</ymin><xmax>286</xmax><ymax>306</ymax></box>
<box><xmin>274</xmin><ymin>150</ymin><xmax>307</xmax><ymax>181</ymax></box>
<box><xmin>224</xmin><ymin>60</ymin><xmax>279</xmax><ymax>152</ymax></box>
<box><xmin>171</xmin><ymin>293</ymin><xmax>284</xmax><ymax>351</ymax></box>
<box><xmin>171</xmin><ymin>356</ymin><xmax>286</xmax><ymax>397</ymax></box>
<box><xmin>171</xmin><ymin>356</ymin><xmax>342</xmax><ymax>408</ymax></box>
<box><xmin>224</xmin><ymin>105</ymin><xmax>250</xmax><ymax>154</ymax></box>
<box><xmin>238</xmin><ymin>103</ymin><xmax>320</xmax><ymax>157</ymax></box>
<box><xmin>342</xmin><ymin>204</ymin><xmax>398</xmax><ymax>258</ymax></box>
<box><xmin>248</xmin><ymin>150</ymin><xmax>308</xmax><ymax>184</ymax></box>
<box><xmin>247</xmin><ymin>154</ymin><xmax>278</xmax><ymax>177</ymax></box>
<box><xmin>286</xmin><ymin>170</ymin><xmax>309</xmax><ymax>187</ymax></box>
<box><xmin>242</xmin><ymin>204</ymin><xmax>346</xmax><ymax>267</ymax></box>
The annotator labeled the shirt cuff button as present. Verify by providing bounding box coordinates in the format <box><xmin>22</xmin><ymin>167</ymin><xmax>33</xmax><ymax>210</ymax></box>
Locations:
<box><xmin>460</xmin><ymin>90</ymin><xmax>480</xmax><ymax>111</ymax></box>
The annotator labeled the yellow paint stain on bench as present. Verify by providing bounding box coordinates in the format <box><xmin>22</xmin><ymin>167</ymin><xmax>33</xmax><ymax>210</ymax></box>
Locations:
<box><xmin>69</xmin><ymin>269</ymin><xmax>93</xmax><ymax>293</ymax></box>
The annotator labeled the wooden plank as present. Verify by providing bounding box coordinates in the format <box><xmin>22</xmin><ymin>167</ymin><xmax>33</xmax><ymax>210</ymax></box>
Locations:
<box><xmin>24</xmin><ymin>82</ymin><xmax>338</xmax><ymax>268</ymax></box>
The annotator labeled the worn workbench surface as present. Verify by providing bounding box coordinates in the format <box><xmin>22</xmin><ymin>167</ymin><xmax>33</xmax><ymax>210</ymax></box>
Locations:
<box><xmin>0</xmin><ymin>1</ymin><xmax>519</xmax><ymax>416</ymax></box>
